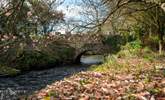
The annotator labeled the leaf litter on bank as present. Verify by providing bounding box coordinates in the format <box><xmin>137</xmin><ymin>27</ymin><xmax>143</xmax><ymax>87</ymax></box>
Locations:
<box><xmin>27</xmin><ymin>58</ymin><xmax>165</xmax><ymax>100</ymax></box>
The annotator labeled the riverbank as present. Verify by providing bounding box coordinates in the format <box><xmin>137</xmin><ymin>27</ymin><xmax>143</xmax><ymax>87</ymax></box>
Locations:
<box><xmin>0</xmin><ymin>64</ymin><xmax>90</xmax><ymax>99</ymax></box>
<box><xmin>29</xmin><ymin>57</ymin><xmax>165</xmax><ymax>100</ymax></box>
<box><xmin>0</xmin><ymin>55</ymin><xmax>104</xmax><ymax>99</ymax></box>
<box><xmin>0</xmin><ymin>41</ymin><xmax>76</xmax><ymax>77</ymax></box>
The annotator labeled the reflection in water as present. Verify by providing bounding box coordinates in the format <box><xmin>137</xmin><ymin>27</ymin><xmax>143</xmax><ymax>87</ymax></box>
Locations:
<box><xmin>80</xmin><ymin>55</ymin><xmax>104</xmax><ymax>64</ymax></box>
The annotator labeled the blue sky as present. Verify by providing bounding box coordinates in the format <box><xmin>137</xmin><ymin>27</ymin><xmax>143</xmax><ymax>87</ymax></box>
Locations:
<box><xmin>61</xmin><ymin>0</ymin><xmax>82</xmax><ymax>7</ymax></box>
<box><xmin>62</xmin><ymin>0</ymin><xmax>76</xmax><ymax>5</ymax></box>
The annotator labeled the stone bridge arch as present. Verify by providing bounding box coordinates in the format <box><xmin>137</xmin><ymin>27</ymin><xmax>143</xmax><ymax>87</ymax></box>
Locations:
<box><xmin>74</xmin><ymin>43</ymin><xmax>106</xmax><ymax>64</ymax></box>
<box><xmin>74</xmin><ymin>49</ymin><xmax>94</xmax><ymax>64</ymax></box>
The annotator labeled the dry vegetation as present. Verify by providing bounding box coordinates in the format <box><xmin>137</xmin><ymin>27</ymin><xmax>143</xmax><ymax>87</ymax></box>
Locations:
<box><xmin>24</xmin><ymin>56</ymin><xmax>165</xmax><ymax>100</ymax></box>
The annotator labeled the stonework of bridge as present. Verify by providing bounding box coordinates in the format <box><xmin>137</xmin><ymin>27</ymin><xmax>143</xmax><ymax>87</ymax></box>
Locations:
<box><xmin>73</xmin><ymin>42</ymin><xmax>108</xmax><ymax>64</ymax></box>
<box><xmin>46</xmin><ymin>33</ymin><xmax>110</xmax><ymax>63</ymax></box>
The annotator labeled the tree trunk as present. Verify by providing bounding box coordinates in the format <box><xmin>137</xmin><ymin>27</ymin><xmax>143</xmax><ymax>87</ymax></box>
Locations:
<box><xmin>158</xmin><ymin>33</ymin><xmax>164</xmax><ymax>55</ymax></box>
<box><xmin>159</xmin><ymin>40</ymin><xmax>162</xmax><ymax>55</ymax></box>
<box><xmin>149</xmin><ymin>27</ymin><xmax>152</xmax><ymax>38</ymax></box>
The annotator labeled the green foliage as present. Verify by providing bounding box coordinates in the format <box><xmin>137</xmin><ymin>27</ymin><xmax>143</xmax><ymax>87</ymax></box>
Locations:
<box><xmin>43</xmin><ymin>42</ymin><xmax>76</xmax><ymax>62</ymax></box>
<box><xmin>125</xmin><ymin>34</ymin><xmax>137</xmax><ymax>43</ymax></box>
<box><xmin>48</xmin><ymin>90</ymin><xmax>59</xmax><ymax>97</ymax></box>
<box><xmin>0</xmin><ymin>65</ymin><xmax>20</xmax><ymax>76</ymax></box>
<box><xmin>90</xmin><ymin>48</ymin><xmax>155</xmax><ymax>74</ymax></box>
<box><xmin>131</xmin><ymin>24</ymin><xmax>145</xmax><ymax>39</ymax></box>
<box><xmin>0</xmin><ymin>34</ymin><xmax>76</xmax><ymax>74</ymax></box>
<box><xmin>0</xmin><ymin>0</ymin><xmax>64</xmax><ymax>35</ymax></box>
<box><xmin>117</xmin><ymin>40</ymin><xmax>142</xmax><ymax>58</ymax></box>
<box><xmin>90</xmin><ymin>55</ymin><xmax>129</xmax><ymax>73</ymax></box>
<box><xmin>149</xmin><ymin>36</ymin><xmax>159</xmax><ymax>43</ymax></box>
<box><xmin>128</xmin><ymin>40</ymin><xmax>142</xmax><ymax>49</ymax></box>
<box><xmin>124</xmin><ymin>95</ymin><xmax>137</xmax><ymax>100</ymax></box>
<box><xmin>116</xmin><ymin>39</ymin><xmax>157</xmax><ymax>60</ymax></box>
<box><xmin>147</xmin><ymin>88</ymin><xmax>161</xmax><ymax>95</ymax></box>
<box><xmin>10</xmin><ymin>41</ymin><xmax>76</xmax><ymax>71</ymax></box>
<box><xmin>103</xmin><ymin>35</ymin><xmax>126</xmax><ymax>54</ymax></box>
<box><xmin>79</xmin><ymin>79</ymin><xmax>90</xmax><ymax>86</ymax></box>
<box><xmin>14</xmin><ymin>50</ymin><xmax>58</xmax><ymax>71</ymax></box>
<box><xmin>142</xmin><ymin>47</ymin><xmax>155</xmax><ymax>61</ymax></box>
<box><xmin>163</xmin><ymin>70</ymin><xmax>165</xmax><ymax>77</ymax></box>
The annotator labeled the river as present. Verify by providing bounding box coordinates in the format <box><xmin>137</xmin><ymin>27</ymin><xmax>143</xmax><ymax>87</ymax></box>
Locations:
<box><xmin>0</xmin><ymin>55</ymin><xmax>104</xmax><ymax>99</ymax></box>
<box><xmin>81</xmin><ymin>55</ymin><xmax>104</xmax><ymax>64</ymax></box>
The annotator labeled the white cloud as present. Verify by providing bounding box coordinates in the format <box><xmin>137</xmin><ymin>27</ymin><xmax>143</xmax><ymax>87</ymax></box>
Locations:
<box><xmin>0</xmin><ymin>0</ymin><xmax>8</xmax><ymax>8</ymax></box>
<box><xmin>57</xmin><ymin>4</ymin><xmax>83</xmax><ymax>19</ymax></box>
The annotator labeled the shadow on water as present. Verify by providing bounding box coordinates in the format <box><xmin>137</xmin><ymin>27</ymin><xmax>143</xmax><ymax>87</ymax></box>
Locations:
<box><xmin>0</xmin><ymin>55</ymin><xmax>104</xmax><ymax>99</ymax></box>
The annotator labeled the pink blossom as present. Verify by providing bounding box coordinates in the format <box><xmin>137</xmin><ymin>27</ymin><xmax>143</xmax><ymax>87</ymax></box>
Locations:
<box><xmin>5</xmin><ymin>12</ymin><xmax>11</xmax><ymax>16</ymax></box>
<box><xmin>27</xmin><ymin>11</ymin><xmax>32</xmax><ymax>17</ymax></box>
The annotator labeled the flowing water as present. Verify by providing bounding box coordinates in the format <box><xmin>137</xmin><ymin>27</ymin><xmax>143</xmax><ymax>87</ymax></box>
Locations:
<box><xmin>81</xmin><ymin>55</ymin><xmax>104</xmax><ymax>64</ymax></box>
<box><xmin>0</xmin><ymin>55</ymin><xmax>104</xmax><ymax>99</ymax></box>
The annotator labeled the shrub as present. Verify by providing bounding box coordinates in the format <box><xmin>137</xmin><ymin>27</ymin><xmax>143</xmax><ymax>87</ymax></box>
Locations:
<box><xmin>103</xmin><ymin>35</ymin><xmax>126</xmax><ymax>54</ymax></box>
<box><xmin>117</xmin><ymin>40</ymin><xmax>142</xmax><ymax>58</ymax></box>
<box><xmin>143</xmin><ymin>36</ymin><xmax>163</xmax><ymax>52</ymax></box>
<box><xmin>142</xmin><ymin>47</ymin><xmax>155</xmax><ymax>61</ymax></box>
<box><xmin>14</xmin><ymin>50</ymin><xmax>58</xmax><ymax>71</ymax></box>
<box><xmin>90</xmin><ymin>55</ymin><xmax>128</xmax><ymax>73</ymax></box>
<box><xmin>43</xmin><ymin>42</ymin><xmax>76</xmax><ymax>63</ymax></box>
<box><xmin>5</xmin><ymin>40</ymin><xmax>76</xmax><ymax>71</ymax></box>
<box><xmin>0</xmin><ymin>65</ymin><xmax>20</xmax><ymax>76</ymax></box>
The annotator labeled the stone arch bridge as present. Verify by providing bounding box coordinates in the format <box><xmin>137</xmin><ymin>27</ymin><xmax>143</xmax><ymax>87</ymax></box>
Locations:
<box><xmin>73</xmin><ymin>42</ymin><xmax>107</xmax><ymax>64</ymax></box>
<box><xmin>46</xmin><ymin>33</ymin><xmax>110</xmax><ymax>63</ymax></box>
<box><xmin>57</xmin><ymin>41</ymin><xmax>108</xmax><ymax>64</ymax></box>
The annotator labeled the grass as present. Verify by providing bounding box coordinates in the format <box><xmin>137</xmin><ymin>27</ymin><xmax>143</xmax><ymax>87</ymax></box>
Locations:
<box><xmin>89</xmin><ymin>50</ymin><xmax>165</xmax><ymax>84</ymax></box>
<box><xmin>90</xmin><ymin>55</ymin><xmax>145</xmax><ymax>74</ymax></box>
<box><xmin>90</xmin><ymin>40</ymin><xmax>164</xmax><ymax>76</ymax></box>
